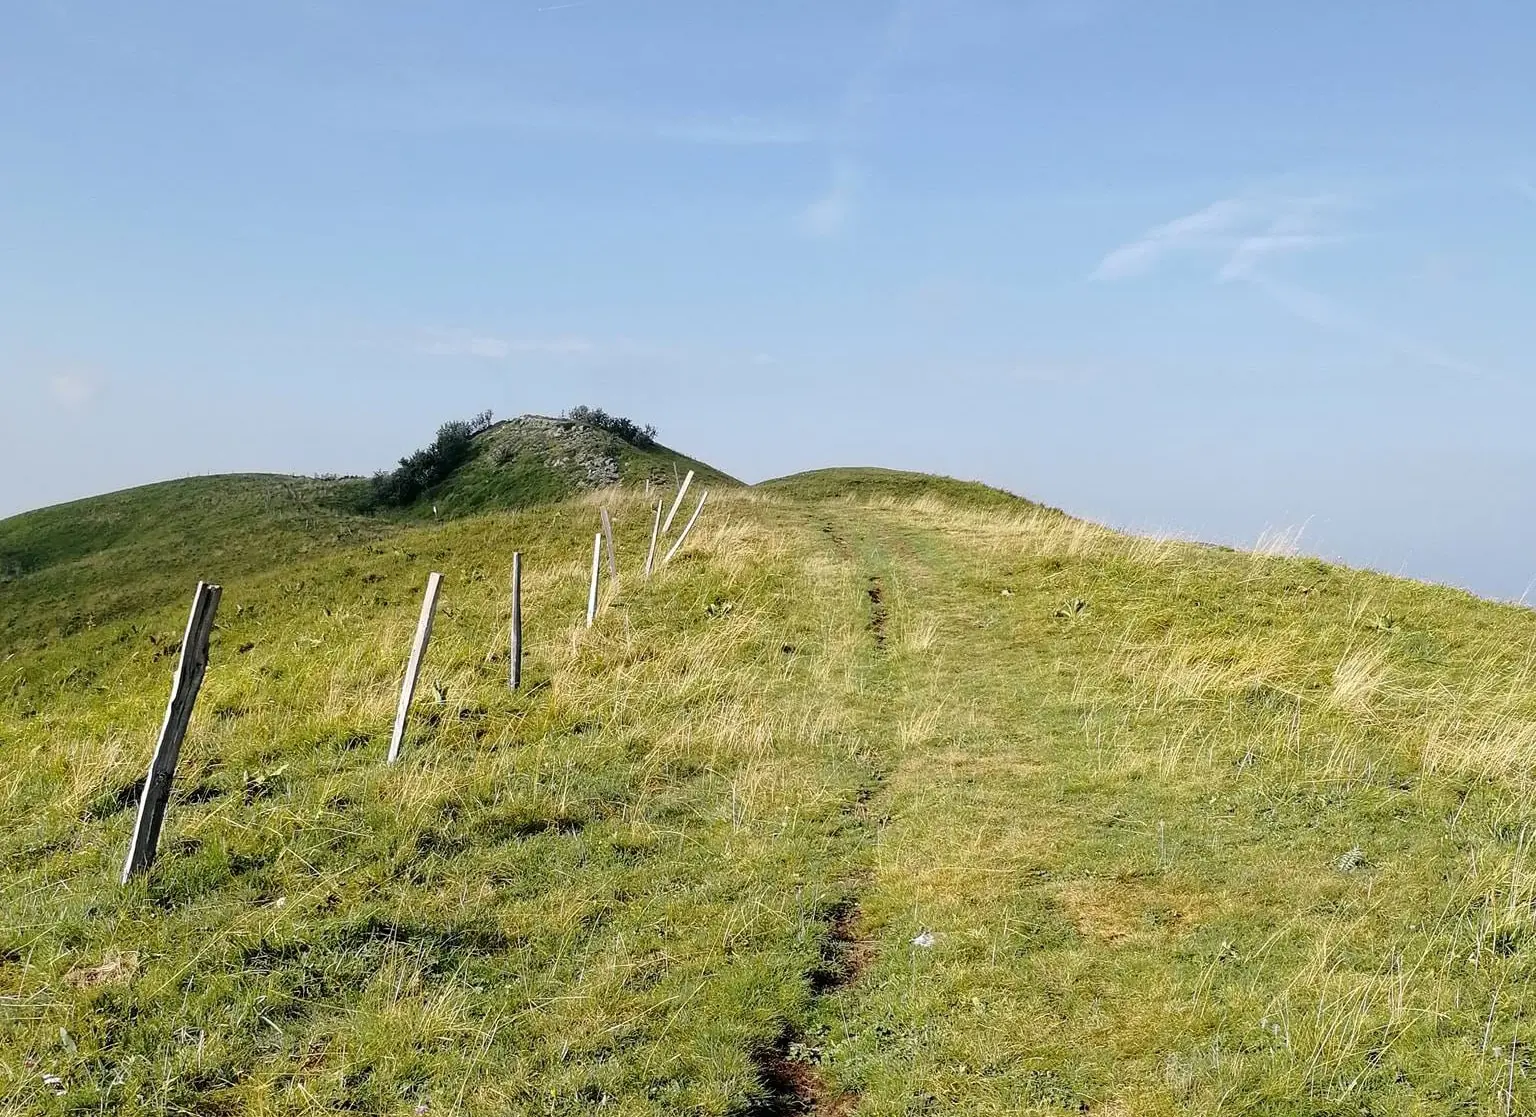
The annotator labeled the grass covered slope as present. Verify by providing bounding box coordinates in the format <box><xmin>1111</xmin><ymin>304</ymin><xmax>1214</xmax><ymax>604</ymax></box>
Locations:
<box><xmin>0</xmin><ymin>475</ymin><xmax>384</xmax><ymax>649</ymax></box>
<box><xmin>434</xmin><ymin>415</ymin><xmax>737</xmax><ymax>519</ymax></box>
<box><xmin>2</xmin><ymin>491</ymin><xmax>877</xmax><ymax>1113</ymax></box>
<box><xmin>759</xmin><ymin>466</ymin><xmax>1043</xmax><ymax>512</ymax></box>
<box><xmin>0</xmin><ymin>414</ymin><xmax>733</xmax><ymax>651</ymax></box>
<box><xmin>6</xmin><ymin>471</ymin><xmax>1536</xmax><ymax>1113</ymax></box>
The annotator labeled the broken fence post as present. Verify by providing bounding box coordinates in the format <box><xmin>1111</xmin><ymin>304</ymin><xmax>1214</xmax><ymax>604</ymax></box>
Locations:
<box><xmin>122</xmin><ymin>580</ymin><xmax>222</xmax><ymax>883</ymax></box>
<box><xmin>663</xmin><ymin>491</ymin><xmax>708</xmax><ymax>565</ymax></box>
<box><xmin>586</xmin><ymin>531</ymin><xmax>602</xmax><ymax>627</ymax></box>
<box><xmin>599</xmin><ymin>507</ymin><xmax>618</xmax><ymax>579</ymax></box>
<box><xmin>510</xmin><ymin>552</ymin><xmax>523</xmax><ymax>691</ymax></box>
<box><xmin>644</xmin><ymin>501</ymin><xmax>662</xmax><ymax>578</ymax></box>
<box><xmin>661</xmin><ymin>469</ymin><xmax>694</xmax><ymax>535</ymax></box>
<box><xmin>387</xmin><ymin>571</ymin><xmax>443</xmax><ymax>764</ymax></box>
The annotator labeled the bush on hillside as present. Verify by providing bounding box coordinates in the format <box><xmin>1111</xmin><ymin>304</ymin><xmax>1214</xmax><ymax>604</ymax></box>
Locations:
<box><xmin>366</xmin><ymin>410</ymin><xmax>495</xmax><ymax>509</ymax></box>
<box><xmin>563</xmin><ymin>406</ymin><xmax>657</xmax><ymax>448</ymax></box>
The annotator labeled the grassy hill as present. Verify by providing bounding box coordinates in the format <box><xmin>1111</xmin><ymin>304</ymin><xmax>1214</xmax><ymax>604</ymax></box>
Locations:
<box><xmin>0</xmin><ymin>414</ymin><xmax>734</xmax><ymax>651</ymax></box>
<box><xmin>5</xmin><ymin>455</ymin><xmax>1536</xmax><ymax>1114</ymax></box>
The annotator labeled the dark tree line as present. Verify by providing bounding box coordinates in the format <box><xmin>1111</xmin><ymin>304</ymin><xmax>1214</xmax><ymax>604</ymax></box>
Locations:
<box><xmin>360</xmin><ymin>405</ymin><xmax>658</xmax><ymax>511</ymax></box>
<box><xmin>366</xmin><ymin>410</ymin><xmax>495</xmax><ymax>509</ymax></box>
<box><xmin>564</xmin><ymin>406</ymin><xmax>657</xmax><ymax>448</ymax></box>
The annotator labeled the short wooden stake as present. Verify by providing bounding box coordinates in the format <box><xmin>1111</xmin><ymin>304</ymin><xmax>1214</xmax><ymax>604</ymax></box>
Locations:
<box><xmin>644</xmin><ymin>501</ymin><xmax>662</xmax><ymax>578</ymax></box>
<box><xmin>661</xmin><ymin>469</ymin><xmax>694</xmax><ymax>535</ymax></box>
<box><xmin>122</xmin><ymin>581</ymin><xmax>222</xmax><ymax>883</ymax></box>
<box><xmin>586</xmin><ymin>532</ymin><xmax>602</xmax><ymax>627</ymax></box>
<box><xmin>663</xmin><ymin>491</ymin><xmax>708</xmax><ymax>565</ymax></box>
<box><xmin>599</xmin><ymin>507</ymin><xmax>618</xmax><ymax>578</ymax></box>
<box><xmin>388</xmin><ymin>572</ymin><xmax>443</xmax><ymax>764</ymax></box>
<box><xmin>509</xmin><ymin>552</ymin><xmax>523</xmax><ymax>691</ymax></box>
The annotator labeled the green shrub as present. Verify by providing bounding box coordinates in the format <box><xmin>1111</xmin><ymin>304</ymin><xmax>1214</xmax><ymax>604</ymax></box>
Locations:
<box><xmin>563</xmin><ymin>406</ymin><xmax>657</xmax><ymax>448</ymax></box>
<box><xmin>366</xmin><ymin>411</ymin><xmax>495</xmax><ymax>509</ymax></box>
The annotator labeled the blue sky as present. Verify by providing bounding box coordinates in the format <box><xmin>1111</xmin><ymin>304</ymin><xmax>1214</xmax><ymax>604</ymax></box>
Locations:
<box><xmin>2</xmin><ymin>1</ymin><xmax>1534</xmax><ymax>597</ymax></box>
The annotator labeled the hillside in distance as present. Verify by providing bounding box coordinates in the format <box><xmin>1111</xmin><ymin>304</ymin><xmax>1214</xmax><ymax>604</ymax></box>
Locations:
<box><xmin>4</xmin><ymin>426</ymin><xmax>1536</xmax><ymax>1114</ymax></box>
<box><xmin>0</xmin><ymin>412</ymin><xmax>735</xmax><ymax>649</ymax></box>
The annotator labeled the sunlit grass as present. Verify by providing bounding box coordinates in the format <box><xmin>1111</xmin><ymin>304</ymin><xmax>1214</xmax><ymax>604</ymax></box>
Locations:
<box><xmin>6</xmin><ymin>470</ymin><xmax>1536</xmax><ymax>1113</ymax></box>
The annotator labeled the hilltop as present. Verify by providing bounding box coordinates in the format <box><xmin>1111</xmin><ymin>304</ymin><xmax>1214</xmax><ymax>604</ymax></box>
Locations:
<box><xmin>3</xmin><ymin>433</ymin><xmax>1536</xmax><ymax>1114</ymax></box>
<box><xmin>0</xmin><ymin>411</ymin><xmax>735</xmax><ymax>650</ymax></box>
<box><xmin>426</xmin><ymin>413</ymin><xmax>736</xmax><ymax>518</ymax></box>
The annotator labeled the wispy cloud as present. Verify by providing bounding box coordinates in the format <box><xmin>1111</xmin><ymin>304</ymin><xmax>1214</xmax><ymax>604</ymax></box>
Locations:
<box><xmin>1091</xmin><ymin>198</ymin><xmax>1253</xmax><ymax>280</ymax></box>
<box><xmin>1239</xmin><ymin>270</ymin><xmax>1485</xmax><ymax>379</ymax></box>
<box><xmin>1094</xmin><ymin>190</ymin><xmax>1489</xmax><ymax>379</ymax></box>
<box><xmin>797</xmin><ymin>0</ymin><xmax>919</xmax><ymax>237</ymax></box>
<box><xmin>1092</xmin><ymin>194</ymin><xmax>1342</xmax><ymax>282</ymax></box>
<box><xmin>47</xmin><ymin>372</ymin><xmax>97</xmax><ymax>408</ymax></box>
<box><xmin>1217</xmin><ymin>232</ymin><xmax>1337</xmax><ymax>282</ymax></box>
<box><xmin>419</xmin><ymin>332</ymin><xmax>595</xmax><ymax>359</ymax></box>
<box><xmin>654</xmin><ymin>116</ymin><xmax>813</xmax><ymax>146</ymax></box>
<box><xmin>327</xmin><ymin>87</ymin><xmax>815</xmax><ymax>147</ymax></box>
<box><xmin>1516</xmin><ymin>178</ymin><xmax>1536</xmax><ymax>205</ymax></box>
<box><xmin>798</xmin><ymin>158</ymin><xmax>859</xmax><ymax>237</ymax></box>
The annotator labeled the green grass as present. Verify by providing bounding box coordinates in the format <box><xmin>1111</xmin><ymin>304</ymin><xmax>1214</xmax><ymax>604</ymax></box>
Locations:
<box><xmin>0</xmin><ymin>415</ymin><xmax>730</xmax><ymax>650</ymax></box>
<box><xmin>421</xmin><ymin>418</ymin><xmax>738</xmax><ymax>520</ymax></box>
<box><xmin>6</xmin><ymin>466</ymin><xmax>1536</xmax><ymax>1113</ymax></box>
<box><xmin>759</xmin><ymin>466</ymin><xmax>1041</xmax><ymax>512</ymax></box>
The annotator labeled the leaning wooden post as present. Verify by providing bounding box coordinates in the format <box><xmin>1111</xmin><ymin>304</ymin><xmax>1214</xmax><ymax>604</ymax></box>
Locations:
<box><xmin>122</xmin><ymin>581</ymin><xmax>222</xmax><ymax>883</ymax></box>
<box><xmin>599</xmin><ymin>508</ymin><xmax>618</xmax><ymax>578</ymax></box>
<box><xmin>509</xmin><ymin>552</ymin><xmax>523</xmax><ymax>691</ymax></box>
<box><xmin>387</xmin><ymin>572</ymin><xmax>443</xmax><ymax>764</ymax></box>
<box><xmin>661</xmin><ymin>469</ymin><xmax>695</xmax><ymax>535</ymax></box>
<box><xmin>586</xmin><ymin>532</ymin><xmax>602</xmax><ymax>627</ymax></box>
<box><xmin>644</xmin><ymin>501</ymin><xmax>662</xmax><ymax>578</ymax></box>
<box><xmin>663</xmin><ymin>491</ymin><xmax>708</xmax><ymax>565</ymax></box>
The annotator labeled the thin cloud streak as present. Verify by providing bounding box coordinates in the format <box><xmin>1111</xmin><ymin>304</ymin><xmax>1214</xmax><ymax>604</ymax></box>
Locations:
<box><xmin>1218</xmin><ymin>233</ymin><xmax>1338</xmax><ymax>281</ymax></box>
<box><xmin>1093</xmin><ymin>193</ymin><xmax>1340</xmax><ymax>281</ymax></box>
<box><xmin>1095</xmin><ymin>190</ymin><xmax>1488</xmax><ymax>380</ymax></box>
<box><xmin>47</xmin><ymin>373</ymin><xmax>97</xmax><ymax>409</ymax></box>
<box><xmin>1091</xmin><ymin>198</ymin><xmax>1252</xmax><ymax>280</ymax></box>
<box><xmin>797</xmin><ymin>0</ymin><xmax>919</xmax><ymax>237</ymax></box>
<box><xmin>798</xmin><ymin>158</ymin><xmax>859</xmax><ymax>237</ymax></box>
<box><xmin>329</xmin><ymin>90</ymin><xmax>816</xmax><ymax>146</ymax></box>
<box><xmin>419</xmin><ymin>334</ymin><xmax>596</xmax><ymax>359</ymax></box>
<box><xmin>1236</xmin><ymin>271</ymin><xmax>1487</xmax><ymax>380</ymax></box>
<box><xmin>655</xmin><ymin>116</ymin><xmax>815</xmax><ymax>146</ymax></box>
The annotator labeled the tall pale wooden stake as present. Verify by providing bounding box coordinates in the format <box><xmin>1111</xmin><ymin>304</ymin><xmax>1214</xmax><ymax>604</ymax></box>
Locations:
<box><xmin>599</xmin><ymin>508</ymin><xmax>618</xmax><ymax>578</ymax></box>
<box><xmin>586</xmin><ymin>531</ymin><xmax>602</xmax><ymax>626</ymax></box>
<box><xmin>388</xmin><ymin>572</ymin><xmax>443</xmax><ymax>764</ymax></box>
<box><xmin>122</xmin><ymin>581</ymin><xmax>222</xmax><ymax>883</ymax></box>
<box><xmin>509</xmin><ymin>552</ymin><xmax>523</xmax><ymax>691</ymax></box>
<box><xmin>662</xmin><ymin>469</ymin><xmax>695</xmax><ymax>535</ymax></box>
<box><xmin>663</xmin><ymin>491</ymin><xmax>708</xmax><ymax>565</ymax></box>
<box><xmin>644</xmin><ymin>501</ymin><xmax>662</xmax><ymax>578</ymax></box>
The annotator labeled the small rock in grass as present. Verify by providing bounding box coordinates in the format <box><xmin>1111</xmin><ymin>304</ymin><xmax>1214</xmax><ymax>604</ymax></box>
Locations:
<box><xmin>1337</xmin><ymin>846</ymin><xmax>1367</xmax><ymax>873</ymax></box>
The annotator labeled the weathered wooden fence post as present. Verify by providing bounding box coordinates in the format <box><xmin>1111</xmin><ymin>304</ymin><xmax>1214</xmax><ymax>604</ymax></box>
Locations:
<box><xmin>599</xmin><ymin>507</ymin><xmax>618</xmax><ymax>578</ymax></box>
<box><xmin>509</xmin><ymin>552</ymin><xmax>523</xmax><ymax>691</ymax></box>
<box><xmin>662</xmin><ymin>469</ymin><xmax>695</xmax><ymax>535</ymax></box>
<box><xmin>586</xmin><ymin>531</ymin><xmax>602</xmax><ymax>627</ymax></box>
<box><xmin>121</xmin><ymin>581</ymin><xmax>222</xmax><ymax>883</ymax></box>
<box><xmin>387</xmin><ymin>572</ymin><xmax>443</xmax><ymax>764</ymax></box>
<box><xmin>644</xmin><ymin>501</ymin><xmax>662</xmax><ymax>578</ymax></box>
<box><xmin>663</xmin><ymin>491</ymin><xmax>709</xmax><ymax>565</ymax></box>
